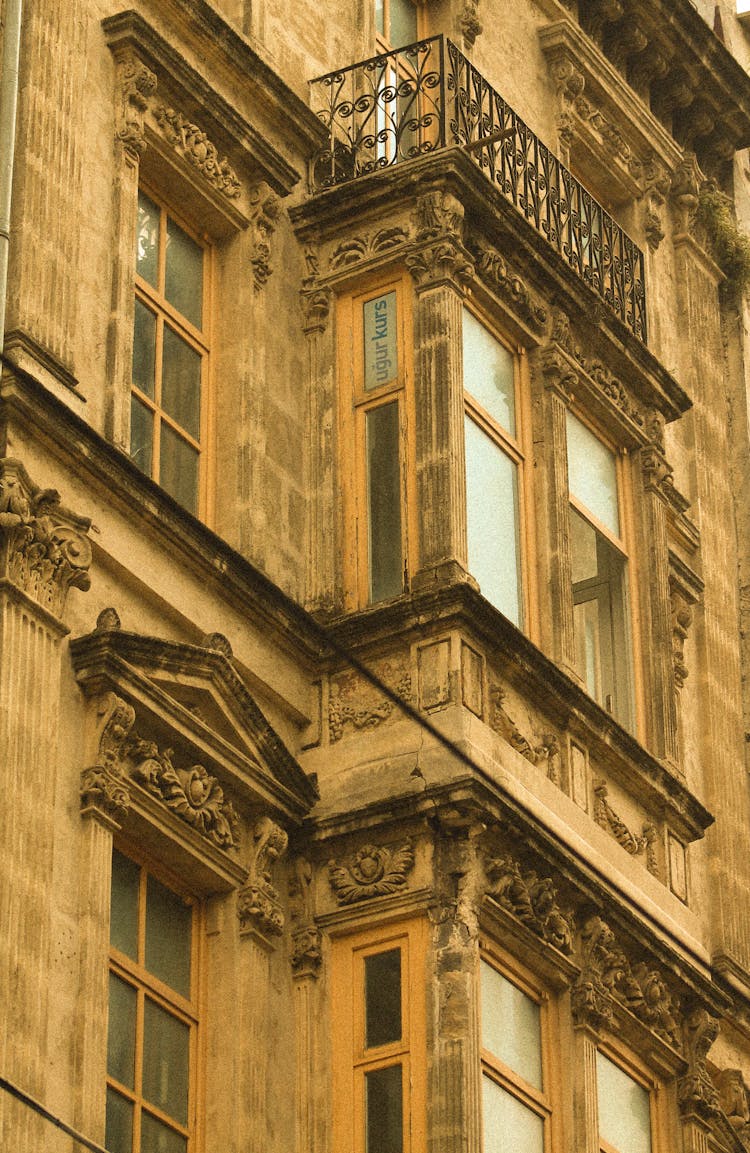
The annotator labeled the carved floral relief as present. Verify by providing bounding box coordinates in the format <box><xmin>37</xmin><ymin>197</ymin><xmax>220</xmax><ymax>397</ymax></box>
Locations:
<box><xmin>328</xmin><ymin>660</ymin><xmax>412</xmax><ymax>742</ymax></box>
<box><xmin>328</xmin><ymin>841</ymin><xmax>414</xmax><ymax>904</ymax></box>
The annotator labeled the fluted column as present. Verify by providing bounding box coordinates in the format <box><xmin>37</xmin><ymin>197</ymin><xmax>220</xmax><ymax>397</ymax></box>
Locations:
<box><xmin>571</xmin><ymin>1027</ymin><xmax>600</xmax><ymax>1153</ymax></box>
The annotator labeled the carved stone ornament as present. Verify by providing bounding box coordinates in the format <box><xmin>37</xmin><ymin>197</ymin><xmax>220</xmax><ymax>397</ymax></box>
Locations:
<box><xmin>116</xmin><ymin>52</ymin><xmax>157</xmax><ymax>160</ymax></box>
<box><xmin>328</xmin><ymin>841</ymin><xmax>415</xmax><ymax>905</ymax></box>
<box><xmin>678</xmin><ymin>1007</ymin><xmax>721</xmax><ymax>1119</ymax></box>
<box><xmin>458</xmin><ymin>0</ymin><xmax>482</xmax><ymax>48</ymax></box>
<box><xmin>593</xmin><ymin>779</ymin><xmax>660</xmax><ymax>878</ymax></box>
<box><xmin>79</xmin><ymin>692</ymin><xmax>136</xmax><ymax>826</ymax></box>
<box><xmin>406</xmin><ymin>191</ymin><xmax>473</xmax><ymax>289</ymax></box>
<box><xmin>238</xmin><ymin>817</ymin><xmax>288</xmax><ymax>938</ymax></box>
<box><xmin>95</xmin><ymin>606</ymin><xmax>122</xmax><ymax>632</ymax></box>
<box><xmin>715</xmin><ymin>1069</ymin><xmax>750</xmax><ymax>1146</ymax></box>
<box><xmin>328</xmin><ymin>661</ymin><xmax>412</xmax><ymax>742</ymax></box>
<box><xmin>489</xmin><ymin>685</ymin><xmax>560</xmax><ymax>784</ymax></box>
<box><xmin>670</xmin><ymin>588</ymin><xmax>693</xmax><ymax>691</ymax></box>
<box><xmin>484</xmin><ymin>855</ymin><xmax>575</xmax><ymax>955</ymax></box>
<box><xmin>248</xmin><ymin>183</ymin><xmax>281</xmax><ymax>290</ymax></box>
<box><xmin>470</xmin><ymin>240</ymin><xmax>548</xmax><ymax>331</ymax></box>
<box><xmin>299</xmin><ymin>245</ymin><xmax>331</xmax><ymax>335</ymax></box>
<box><xmin>329</xmin><ymin>227</ymin><xmax>409</xmax><ymax>271</ymax></box>
<box><xmin>0</xmin><ymin>457</ymin><xmax>92</xmax><ymax>620</ymax></box>
<box><xmin>289</xmin><ymin>857</ymin><xmax>322</xmax><ymax>976</ymax></box>
<box><xmin>670</xmin><ymin>151</ymin><xmax>704</xmax><ymax>236</ymax></box>
<box><xmin>154</xmin><ymin>106</ymin><xmax>241</xmax><ymax>199</ymax></box>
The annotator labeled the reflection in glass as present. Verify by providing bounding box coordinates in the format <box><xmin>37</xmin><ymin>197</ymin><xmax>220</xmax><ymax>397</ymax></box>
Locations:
<box><xmin>165</xmin><ymin>217</ymin><xmax>203</xmax><ymax>329</ymax></box>
<box><xmin>110</xmin><ymin>849</ymin><xmax>139</xmax><ymax>958</ymax></box>
<box><xmin>105</xmin><ymin>1087</ymin><xmax>134</xmax><ymax>1153</ymax></box>
<box><xmin>596</xmin><ymin>1051</ymin><xmax>651</xmax><ymax>1153</ymax></box>
<box><xmin>162</xmin><ymin>326</ymin><xmax>202</xmax><ymax>439</ymax></box>
<box><xmin>366</xmin><ymin>402</ymin><xmax>402</xmax><ymax>603</ymax></box>
<box><xmin>130</xmin><ymin>396</ymin><xmax>154</xmax><ymax>477</ymax></box>
<box><xmin>132</xmin><ymin>300</ymin><xmax>156</xmax><ymax>398</ymax></box>
<box><xmin>389</xmin><ymin>0</ymin><xmax>417</xmax><ymax>46</ymax></box>
<box><xmin>136</xmin><ymin>191</ymin><xmax>159</xmax><ymax>286</ymax></box>
<box><xmin>141</xmin><ymin>1111</ymin><xmax>188</xmax><ymax>1153</ymax></box>
<box><xmin>465</xmin><ymin>415</ymin><xmax>522</xmax><ymax>626</ymax></box>
<box><xmin>365</xmin><ymin>949</ymin><xmax>402</xmax><ymax>1048</ymax></box>
<box><xmin>160</xmin><ymin>424</ymin><xmax>199</xmax><ymax>514</ymax></box>
<box><xmin>145</xmin><ymin>874</ymin><xmax>192</xmax><ymax>998</ymax></box>
<box><xmin>143</xmin><ymin>999</ymin><xmax>190</xmax><ymax>1125</ymax></box>
<box><xmin>483</xmin><ymin>1075</ymin><xmax>544</xmax><ymax>1153</ymax></box>
<box><xmin>481</xmin><ymin>962</ymin><xmax>542</xmax><ymax>1090</ymax></box>
<box><xmin>566</xmin><ymin>410</ymin><xmax>619</xmax><ymax>534</ymax></box>
<box><xmin>463</xmin><ymin>310</ymin><xmax>516</xmax><ymax>435</ymax></box>
<box><xmin>107</xmin><ymin>974</ymin><xmax>137</xmax><ymax>1089</ymax></box>
<box><xmin>365</xmin><ymin>1064</ymin><xmax>403</xmax><ymax>1153</ymax></box>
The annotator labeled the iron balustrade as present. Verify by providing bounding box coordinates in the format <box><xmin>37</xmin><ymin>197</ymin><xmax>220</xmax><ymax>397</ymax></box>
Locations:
<box><xmin>309</xmin><ymin>36</ymin><xmax>647</xmax><ymax>343</ymax></box>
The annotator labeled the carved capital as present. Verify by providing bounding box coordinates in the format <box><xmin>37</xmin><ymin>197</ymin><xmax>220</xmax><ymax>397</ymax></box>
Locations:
<box><xmin>0</xmin><ymin>458</ymin><xmax>92</xmax><ymax>619</ymax></box>
<box><xmin>407</xmin><ymin>191</ymin><xmax>473</xmax><ymax>290</ymax></box>
<box><xmin>248</xmin><ymin>183</ymin><xmax>281</xmax><ymax>290</ymax></box>
<box><xmin>238</xmin><ymin>817</ymin><xmax>288</xmax><ymax>938</ymax></box>
<box><xmin>328</xmin><ymin>841</ymin><xmax>414</xmax><ymax>905</ymax></box>
<box><xmin>80</xmin><ymin>766</ymin><xmax>131</xmax><ymax>827</ymax></box>
<box><xmin>115</xmin><ymin>52</ymin><xmax>157</xmax><ymax>161</ymax></box>
<box><xmin>484</xmin><ymin>854</ymin><xmax>574</xmax><ymax>955</ymax></box>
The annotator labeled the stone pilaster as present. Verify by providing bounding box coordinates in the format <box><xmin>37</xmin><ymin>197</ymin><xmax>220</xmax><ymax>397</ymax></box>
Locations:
<box><xmin>572</xmin><ymin>1027</ymin><xmax>600</xmax><ymax>1153</ymax></box>
<box><xmin>289</xmin><ymin>857</ymin><xmax>322</xmax><ymax>1153</ymax></box>
<box><xmin>0</xmin><ymin>457</ymin><xmax>91</xmax><ymax>1151</ymax></box>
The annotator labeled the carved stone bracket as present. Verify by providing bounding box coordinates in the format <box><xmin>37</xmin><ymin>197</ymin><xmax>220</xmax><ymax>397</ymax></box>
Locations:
<box><xmin>593</xmin><ymin>779</ymin><xmax>660</xmax><ymax>877</ymax></box>
<box><xmin>289</xmin><ymin>857</ymin><xmax>322</xmax><ymax>977</ymax></box>
<box><xmin>670</xmin><ymin>151</ymin><xmax>704</xmax><ymax>237</ymax></box>
<box><xmin>715</xmin><ymin>1069</ymin><xmax>750</xmax><ymax>1147</ymax></box>
<box><xmin>248</xmin><ymin>183</ymin><xmax>281</xmax><ymax>290</ymax></box>
<box><xmin>79</xmin><ymin>692</ymin><xmax>135</xmax><ymax>827</ymax></box>
<box><xmin>0</xmin><ymin>457</ymin><xmax>92</xmax><ymax>620</ymax></box>
<box><xmin>678</xmin><ymin>1007</ymin><xmax>721</xmax><ymax>1120</ymax></box>
<box><xmin>485</xmin><ymin>854</ymin><xmax>575</xmax><ymax>955</ymax></box>
<box><xmin>115</xmin><ymin>52</ymin><xmax>157</xmax><ymax>162</ymax></box>
<box><xmin>669</xmin><ymin>557</ymin><xmax>703</xmax><ymax>693</ymax></box>
<box><xmin>457</xmin><ymin>1</ymin><xmax>482</xmax><ymax>49</ymax></box>
<box><xmin>469</xmin><ymin>239</ymin><xmax>548</xmax><ymax>332</ymax></box>
<box><xmin>328</xmin><ymin>841</ymin><xmax>414</xmax><ymax>905</ymax></box>
<box><xmin>238</xmin><ymin>817</ymin><xmax>288</xmax><ymax>939</ymax></box>
<box><xmin>154</xmin><ymin>106</ymin><xmax>241</xmax><ymax>199</ymax></box>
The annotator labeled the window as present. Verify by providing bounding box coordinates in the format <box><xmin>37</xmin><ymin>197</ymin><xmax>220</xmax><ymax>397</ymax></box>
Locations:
<box><xmin>480</xmin><ymin>954</ymin><xmax>554</xmax><ymax>1153</ymax></box>
<box><xmin>463</xmin><ymin>308</ymin><xmax>529</xmax><ymax>629</ymax></box>
<box><xmin>338</xmin><ymin>275</ymin><xmax>415</xmax><ymax>609</ymax></box>
<box><xmin>131</xmin><ymin>189</ymin><xmax>210</xmax><ymax>517</ymax></box>
<box><xmin>596</xmin><ymin>1050</ymin><xmax>653</xmax><ymax>1153</ymax></box>
<box><xmin>566</xmin><ymin>410</ymin><xmax>634</xmax><ymax>727</ymax></box>
<box><xmin>106</xmin><ymin>848</ymin><xmax>199</xmax><ymax>1153</ymax></box>
<box><xmin>331</xmin><ymin>919</ymin><xmax>427</xmax><ymax>1153</ymax></box>
<box><xmin>375</xmin><ymin>0</ymin><xmax>420</xmax><ymax>50</ymax></box>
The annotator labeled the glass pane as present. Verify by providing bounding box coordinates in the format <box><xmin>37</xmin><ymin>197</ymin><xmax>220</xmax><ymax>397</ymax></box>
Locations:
<box><xmin>110</xmin><ymin>850</ymin><xmax>139</xmax><ymax>958</ymax></box>
<box><xmin>132</xmin><ymin>300</ymin><xmax>156</xmax><ymax>399</ymax></box>
<box><xmin>465</xmin><ymin>415</ymin><xmax>522</xmax><ymax>627</ymax></box>
<box><xmin>365</xmin><ymin>1064</ymin><xmax>403</xmax><ymax>1153</ymax></box>
<box><xmin>365</xmin><ymin>949</ymin><xmax>402</xmax><ymax>1048</ymax></box>
<box><xmin>366</xmin><ymin>402</ymin><xmax>403</xmax><ymax>603</ymax></box>
<box><xmin>375</xmin><ymin>0</ymin><xmax>384</xmax><ymax>35</ymax></box>
<box><xmin>165</xmin><ymin>217</ymin><xmax>203</xmax><ymax>329</ymax></box>
<box><xmin>483</xmin><ymin>1076</ymin><xmax>544</xmax><ymax>1153</ymax></box>
<box><xmin>145</xmin><ymin>874</ymin><xmax>192</xmax><ymax>998</ymax></box>
<box><xmin>463</xmin><ymin>310</ymin><xmax>516</xmax><ymax>435</ymax></box>
<box><xmin>596</xmin><ymin>1051</ymin><xmax>651</xmax><ymax>1153</ymax></box>
<box><xmin>160</xmin><ymin>424</ymin><xmax>199</xmax><ymax>515</ymax></box>
<box><xmin>130</xmin><ymin>395</ymin><xmax>154</xmax><ymax>477</ymax></box>
<box><xmin>390</xmin><ymin>0</ymin><xmax>417</xmax><ymax>45</ymax></box>
<box><xmin>141</xmin><ymin>1111</ymin><xmax>188</xmax><ymax>1153</ymax></box>
<box><xmin>107</xmin><ymin>974</ymin><xmax>137</xmax><ymax>1089</ymax></box>
<box><xmin>106</xmin><ymin>1087</ymin><xmax>134</xmax><ymax>1153</ymax></box>
<box><xmin>162</xmin><ymin>325</ymin><xmax>202</xmax><ymax>439</ymax></box>
<box><xmin>142</xmin><ymin>999</ymin><xmax>190</xmax><ymax>1125</ymax></box>
<box><xmin>136</xmin><ymin>191</ymin><xmax>159</xmax><ymax>287</ymax></box>
<box><xmin>566</xmin><ymin>410</ymin><xmax>619</xmax><ymax>535</ymax></box>
<box><xmin>364</xmin><ymin>292</ymin><xmax>398</xmax><ymax>391</ymax></box>
<box><xmin>480</xmin><ymin>962</ymin><xmax>542</xmax><ymax>1090</ymax></box>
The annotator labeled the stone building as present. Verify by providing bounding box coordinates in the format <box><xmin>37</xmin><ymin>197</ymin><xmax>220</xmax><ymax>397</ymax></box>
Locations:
<box><xmin>3</xmin><ymin>0</ymin><xmax>750</xmax><ymax>1150</ymax></box>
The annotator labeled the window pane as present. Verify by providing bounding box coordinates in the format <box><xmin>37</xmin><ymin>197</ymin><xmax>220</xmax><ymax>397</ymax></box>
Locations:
<box><xmin>141</xmin><ymin>1111</ymin><xmax>188</xmax><ymax>1153</ymax></box>
<box><xmin>365</xmin><ymin>1064</ymin><xmax>403</xmax><ymax>1153</ymax></box>
<box><xmin>142</xmin><ymin>999</ymin><xmax>190</xmax><ymax>1125</ymax></box>
<box><xmin>106</xmin><ymin>1087</ymin><xmax>134</xmax><ymax>1153</ymax></box>
<box><xmin>375</xmin><ymin>0</ymin><xmax>384</xmax><ymax>35</ymax></box>
<box><xmin>480</xmin><ymin>961</ymin><xmax>542</xmax><ymax>1090</ymax></box>
<box><xmin>160</xmin><ymin>424</ymin><xmax>199</xmax><ymax>515</ymax></box>
<box><xmin>364</xmin><ymin>291</ymin><xmax>398</xmax><ymax>391</ymax></box>
<box><xmin>389</xmin><ymin>0</ymin><xmax>417</xmax><ymax>45</ymax></box>
<box><xmin>483</xmin><ymin>1075</ymin><xmax>544</xmax><ymax>1153</ymax></box>
<box><xmin>145</xmin><ymin>874</ymin><xmax>192</xmax><ymax>998</ymax></box>
<box><xmin>136</xmin><ymin>191</ymin><xmax>159</xmax><ymax>287</ymax></box>
<box><xmin>162</xmin><ymin>325</ymin><xmax>202</xmax><ymax>439</ymax></box>
<box><xmin>596</xmin><ymin>1051</ymin><xmax>651</xmax><ymax>1153</ymax></box>
<box><xmin>132</xmin><ymin>300</ymin><xmax>156</xmax><ymax>399</ymax></box>
<box><xmin>566</xmin><ymin>411</ymin><xmax>619</xmax><ymax>535</ymax></box>
<box><xmin>130</xmin><ymin>395</ymin><xmax>154</xmax><ymax>477</ymax></box>
<box><xmin>165</xmin><ymin>217</ymin><xmax>203</xmax><ymax>329</ymax></box>
<box><xmin>110</xmin><ymin>850</ymin><xmax>139</xmax><ymax>958</ymax></box>
<box><xmin>366</xmin><ymin>402</ymin><xmax>403</xmax><ymax>602</ymax></box>
<box><xmin>465</xmin><ymin>415</ymin><xmax>522</xmax><ymax>627</ymax></box>
<box><xmin>107</xmin><ymin>974</ymin><xmax>137</xmax><ymax>1089</ymax></box>
<box><xmin>365</xmin><ymin>949</ymin><xmax>402</xmax><ymax>1048</ymax></box>
<box><xmin>463</xmin><ymin>310</ymin><xmax>516</xmax><ymax>435</ymax></box>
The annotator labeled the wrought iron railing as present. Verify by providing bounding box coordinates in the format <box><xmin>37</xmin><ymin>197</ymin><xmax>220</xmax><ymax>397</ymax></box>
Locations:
<box><xmin>309</xmin><ymin>37</ymin><xmax>647</xmax><ymax>343</ymax></box>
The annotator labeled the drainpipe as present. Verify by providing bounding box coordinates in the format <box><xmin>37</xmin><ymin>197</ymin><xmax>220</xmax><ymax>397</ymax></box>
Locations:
<box><xmin>0</xmin><ymin>0</ymin><xmax>23</xmax><ymax>357</ymax></box>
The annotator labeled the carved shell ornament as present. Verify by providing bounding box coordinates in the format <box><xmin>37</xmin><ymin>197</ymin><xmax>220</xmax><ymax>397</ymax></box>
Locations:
<box><xmin>328</xmin><ymin>842</ymin><xmax>415</xmax><ymax>904</ymax></box>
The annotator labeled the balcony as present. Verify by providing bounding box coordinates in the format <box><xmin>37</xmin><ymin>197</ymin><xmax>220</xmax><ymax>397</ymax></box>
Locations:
<box><xmin>309</xmin><ymin>37</ymin><xmax>647</xmax><ymax>343</ymax></box>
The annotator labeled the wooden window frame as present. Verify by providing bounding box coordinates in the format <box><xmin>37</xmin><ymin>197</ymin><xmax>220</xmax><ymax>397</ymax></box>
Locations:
<box><xmin>479</xmin><ymin>942</ymin><xmax>561</xmax><ymax>1153</ymax></box>
<box><xmin>595</xmin><ymin>1039</ymin><xmax>661</xmax><ymax>1153</ymax></box>
<box><xmin>107</xmin><ymin>846</ymin><xmax>204</xmax><ymax>1153</ymax></box>
<box><xmin>132</xmin><ymin>185</ymin><xmax>214</xmax><ymax>521</ymax></box>
<box><xmin>565</xmin><ymin>407</ymin><xmax>644</xmax><ymax>733</ymax></box>
<box><xmin>462</xmin><ymin>304</ymin><xmax>538</xmax><ymax>638</ymax></box>
<box><xmin>330</xmin><ymin>917</ymin><xmax>427</xmax><ymax>1153</ymax></box>
<box><xmin>337</xmin><ymin>271</ymin><xmax>416</xmax><ymax>611</ymax></box>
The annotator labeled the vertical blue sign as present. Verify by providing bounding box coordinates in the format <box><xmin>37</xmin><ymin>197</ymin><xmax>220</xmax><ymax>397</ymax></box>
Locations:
<box><xmin>363</xmin><ymin>291</ymin><xmax>398</xmax><ymax>390</ymax></box>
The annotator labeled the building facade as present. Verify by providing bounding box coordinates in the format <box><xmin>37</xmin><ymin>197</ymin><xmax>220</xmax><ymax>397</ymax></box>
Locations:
<box><xmin>3</xmin><ymin>0</ymin><xmax>750</xmax><ymax>1151</ymax></box>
